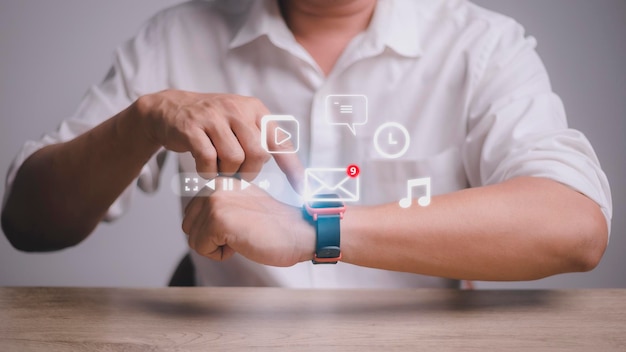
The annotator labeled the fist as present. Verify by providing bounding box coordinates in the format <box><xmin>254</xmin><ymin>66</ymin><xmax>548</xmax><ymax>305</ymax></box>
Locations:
<box><xmin>182</xmin><ymin>177</ymin><xmax>315</xmax><ymax>267</ymax></box>
<box><xmin>136</xmin><ymin>90</ymin><xmax>270</xmax><ymax>180</ymax></box>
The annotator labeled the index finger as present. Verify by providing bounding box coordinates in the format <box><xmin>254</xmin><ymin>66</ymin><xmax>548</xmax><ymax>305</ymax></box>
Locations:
<box><xmin>272</xmin><ymin>151</ymin><xmax>304</xmax><ymax>194</ymax></box>
<box><xmin>262</xmin><ymin>116</ymin><xmax>305</xmax><ymax>193</ymax></box>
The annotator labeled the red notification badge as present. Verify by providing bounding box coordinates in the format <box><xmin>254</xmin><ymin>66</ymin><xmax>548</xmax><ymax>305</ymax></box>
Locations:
<box><xmin>346</xmin><ymin>164</ymin><xmax>360</xmax><ymax>178</ymax></box>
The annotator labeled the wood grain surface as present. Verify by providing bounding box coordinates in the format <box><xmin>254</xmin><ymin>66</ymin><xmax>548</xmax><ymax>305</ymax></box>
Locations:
<box><xmin>1</xmin><ymin>287</ymin><xmax>625</xmax><ymax>351</ymax></box>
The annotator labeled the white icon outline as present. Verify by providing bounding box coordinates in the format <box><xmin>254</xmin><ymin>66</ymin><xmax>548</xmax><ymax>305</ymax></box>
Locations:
<box><xmin>373</xmin><ymin>122</ymin><xmax>410</xmax><ymax>159</ymax></box>
<box><xmin>399</xmin><ymin>177</ymin><xmax>431</xmax><ymax>208</ymax></box>
<box><xmin>304</xmin><ymin>167</ymin><xmax>360</xmax><ymax>202</ymax></box>
<box><xmin>325</xmin><ymin>95</ymin><xmax>368</xmax><ymax>136</ymax></box>
<box><xmin>274</xmin><ymin>126</ymin><xmax>292</xmax><ymax>146</ymax></box>
<box><xmin>205</xmin><ymin>178</ymin><xmax>250</xmax><ymax>191</ymax></box>
<box><xmin>183</xmin><ymin>177</ymin><xmax>200</xmax><ymax>192</ymax></box>
<box><xmin>261</xmin><ymin>115</ymin><xmax>300</xmax><ymax>154</ymax></box>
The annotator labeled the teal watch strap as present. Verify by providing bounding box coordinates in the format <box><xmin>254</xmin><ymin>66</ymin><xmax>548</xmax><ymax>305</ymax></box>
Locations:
<box><xmin>313</xmin><ymin>214</ymin><xmax>341</xmax><ymax>264</ymax></box>
<box><xmin>304</xmin><ymin>193</ymin><xmax>345</xmax><ymax>264</ymax></box>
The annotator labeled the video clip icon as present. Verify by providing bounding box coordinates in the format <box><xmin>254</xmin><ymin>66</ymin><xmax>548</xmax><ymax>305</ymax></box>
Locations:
<box><xmin>261</xmin><ymin>115</ymin><xmax>300</xmax><ymax>154</ymax></box>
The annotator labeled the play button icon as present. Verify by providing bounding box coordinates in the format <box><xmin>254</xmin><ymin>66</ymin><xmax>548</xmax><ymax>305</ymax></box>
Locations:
<box><xmin>261</xmin><ymin>115</ymin><xmax>300</xmax><ymax>154</ymax></box>
<box><xmin>274</xmin><ymin>127</ymin><xmax>292</xmax><ymax>146</ymax></box>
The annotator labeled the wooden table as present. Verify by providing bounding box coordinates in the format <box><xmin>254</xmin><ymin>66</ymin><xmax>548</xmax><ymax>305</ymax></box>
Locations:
<box><xmin>1</xmin><ymin>287</ymin><xmax>625</xmax><ymax>351</ymax></box>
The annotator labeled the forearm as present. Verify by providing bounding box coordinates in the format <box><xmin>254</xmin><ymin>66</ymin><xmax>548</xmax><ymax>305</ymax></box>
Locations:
<box><xmin>341</xmin><ymin>177</ymin><xmax>608</xmax><ymax>281</ymax></box>
<box><xmin>1</xmin><ymin>103</ymin><xmax>159</xmax><ymax>251</ymax></box>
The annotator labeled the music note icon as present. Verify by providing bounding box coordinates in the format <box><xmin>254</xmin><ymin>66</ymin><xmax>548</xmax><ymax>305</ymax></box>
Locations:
<box><xmin>399</xmin><ymin>177</ymin><xmax>431</xmax><ymax>208</ymax></box>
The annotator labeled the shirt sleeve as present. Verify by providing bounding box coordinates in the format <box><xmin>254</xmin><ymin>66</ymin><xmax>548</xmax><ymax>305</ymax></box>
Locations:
<box><xmin>3</xmin><ymin>13</ymin><xmax>169</xmax><ymax>222</ymax></box>
<box><xmin>462</xmin><ymin>18</ymin><xmax>613</xmax><ymax>235</ymax></box>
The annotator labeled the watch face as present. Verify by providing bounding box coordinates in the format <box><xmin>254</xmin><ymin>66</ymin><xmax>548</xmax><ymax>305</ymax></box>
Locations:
<box><xmin>308</xmin><ymin>193</ymin><xmax>344</xmax><ymax>208</ymax></box>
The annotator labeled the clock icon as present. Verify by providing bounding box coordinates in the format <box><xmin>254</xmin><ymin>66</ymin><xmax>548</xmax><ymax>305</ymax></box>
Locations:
<box><xmin>373</xmin><ymin>122</ymin><xmax>410</xmax><ymax>159</ymax></box>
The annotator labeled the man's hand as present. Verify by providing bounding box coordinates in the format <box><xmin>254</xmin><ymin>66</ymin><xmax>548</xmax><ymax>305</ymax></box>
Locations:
<box><xmin>181</xmin><ymin>177</ymin><xmax>315</xmax><ymax>267</ymax></box>
<box><xmin>1</xmin><ymin>89</ymin><xmax>306</xmax><ymax>252</ymax></box>
<box><xmin>137</xmin><ymin>91</ymin><xmax>310</xmax><ymax>266</ymax></box>
<box><xmin>135</xmin><ymin>90</ymin><xmax>303</xmax><ymax>187</ymax></box>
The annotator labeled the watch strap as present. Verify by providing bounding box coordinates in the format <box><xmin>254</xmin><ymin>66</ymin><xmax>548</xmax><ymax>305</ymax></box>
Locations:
<box><xmin>313</xmin><ymin>214</ymin><xmax>342</xmax><ymax>264</ymax></box>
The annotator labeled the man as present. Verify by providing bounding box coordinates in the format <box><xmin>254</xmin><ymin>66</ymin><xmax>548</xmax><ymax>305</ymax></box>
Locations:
<box><xmin>1</xmin><ymin>0</ymin><xmax>612</xmax><ymax>288</ymax></box>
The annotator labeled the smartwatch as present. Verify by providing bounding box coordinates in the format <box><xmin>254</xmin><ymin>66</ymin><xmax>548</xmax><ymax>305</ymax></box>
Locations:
<box><xmin>304</xmin><ymin>193</ymin><xmax>346</xmax><ymax>264</ymax></box>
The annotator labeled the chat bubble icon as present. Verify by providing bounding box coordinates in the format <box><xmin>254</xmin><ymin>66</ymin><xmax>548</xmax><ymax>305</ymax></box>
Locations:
<box><xmin>325</xmin><ymin>95</ymin><xmax>368</xmax><ymax>136</ymax></box>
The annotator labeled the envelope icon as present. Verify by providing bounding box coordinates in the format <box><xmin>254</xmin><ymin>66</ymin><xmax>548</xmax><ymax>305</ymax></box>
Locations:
<box><xmin>304</xmin><ymin>168</ymin><xmax>360</xmax><ymax>202</ymax></box>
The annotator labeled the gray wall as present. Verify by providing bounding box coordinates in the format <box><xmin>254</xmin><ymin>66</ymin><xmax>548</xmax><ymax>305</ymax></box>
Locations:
<box><xmin>1</xmin><ymin>0</ymin><xmax>624</xmax><ymax>288</ymax></box>
<box><xmin>0</xmin><ymin>0</ymin><xmax>185</xmax><ymax>287</ymax></box>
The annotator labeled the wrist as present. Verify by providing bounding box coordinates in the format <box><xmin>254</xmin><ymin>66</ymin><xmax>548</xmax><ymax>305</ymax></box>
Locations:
<box><xmin>337</xmin><ymin>204</ymin><xmax>370</xmax><ymax>264</ymax></box>
<box><xmin>131</xmin><ymin>93</ymin><xmax>162</xmax><ymax>151</ymax></box>
<box><xmin>116</xmin><ymin>98</ymin><xmax>161</xmax><ymax>159</ymax></box>
<box><xmin>297</xmin><ymin>214</ymin><xmax>316</xmax><ymax>263</ymax></box>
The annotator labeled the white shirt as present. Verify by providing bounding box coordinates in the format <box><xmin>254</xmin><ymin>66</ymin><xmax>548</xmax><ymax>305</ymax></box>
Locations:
<box><xmin>5</xmin><ymin>0</ymin><xmax>612</xmax><ymax>288</ymax></box>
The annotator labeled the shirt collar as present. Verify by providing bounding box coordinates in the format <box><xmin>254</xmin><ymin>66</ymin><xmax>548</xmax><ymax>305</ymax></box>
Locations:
<box><xmin>229</xmin><ymin>0</ymin><xmax>424</xmax><ymax>59</ymax></box>
<box><xmin>367</xmin><ymin>0</ymin><xmax>423</xmax><ymax>58</ymax></box>
<box><xmin>228</xmin><ymin>0</ymin><xmax>295</xmax><ymax>51</ymax></box>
